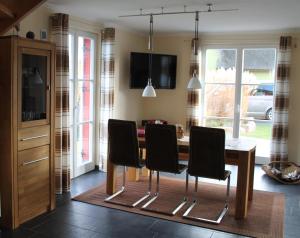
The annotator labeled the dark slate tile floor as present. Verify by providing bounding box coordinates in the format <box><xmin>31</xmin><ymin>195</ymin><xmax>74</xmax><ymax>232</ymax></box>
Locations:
<box><xmin>0</xmin><ymin>165</ymin><xmax>299</xmax><ymax>238</ymax></box>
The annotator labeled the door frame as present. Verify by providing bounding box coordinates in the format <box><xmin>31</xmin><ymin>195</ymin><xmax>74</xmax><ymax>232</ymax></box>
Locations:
<box><xmin>200</xmin><ymin>43</ymin><xmax>278</xmax><ymax>164</ymax></box>
<box><xmin>69</xmin><ymin>30</ymin><xmax>97</xmax><ymax>178</ymax></box>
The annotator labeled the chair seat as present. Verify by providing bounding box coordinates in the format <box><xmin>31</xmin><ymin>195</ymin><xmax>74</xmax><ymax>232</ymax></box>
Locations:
<box><xmin>188</xmin><ymin>169</ymin><xmax>231</xmax><ymax>181</ymax></box>
<box><xmin>112</xmin><ymin>158</ymin><xmax>145</xmax><ymax>169</ymax></box>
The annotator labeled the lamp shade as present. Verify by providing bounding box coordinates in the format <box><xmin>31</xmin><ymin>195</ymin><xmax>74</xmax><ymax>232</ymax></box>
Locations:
<box><xmin>142</xmin><ymin>78</ymin><xmax>156</xmax><ymax>97</ymax></box>
<box><xmin>142</xmin><ymin>85</ymin><xmax>156</xmax><ymax>97</ymax></box>
<box><xmin>187</xmin><ymin>74</ymin><xmax>201</xmax><ymax>89</ymax></box>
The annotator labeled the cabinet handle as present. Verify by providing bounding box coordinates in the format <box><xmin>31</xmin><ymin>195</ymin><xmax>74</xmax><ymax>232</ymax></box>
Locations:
<box><xmin>22</xmin><ymin>157</ymin><xmax>49</xmax><ymax>166</ymax></box>
<box><xmin>20</xmin><ymin>134</ymin><xmax>48</xmax><ymax>141</ymax></box>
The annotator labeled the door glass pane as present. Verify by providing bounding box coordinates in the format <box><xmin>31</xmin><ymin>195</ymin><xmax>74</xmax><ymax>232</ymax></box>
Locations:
<box><xmin>22</xmin><ymin>54</ymin><xmax>47</xmax><ymax>122</ymax></box>
<box><xmin>76</xmin><ymin>123</ymin><xmax>93</xmax><ymax>164</ymax></box>
<box><xmin>77</xmin><ymin>81</ymin><xmax>94</xmax><ymax>123</ymax></box>
<box><xmin>242</xmin><ymin>49</ymin><xmax>276</xmax><ymax>84</ymax></box>
<box><xmin>203</xmin><ymin>49</ymin><xmax>237</xmax><ymax>137</ymax></box>
<box><xmin>240</xmin><ymin>48</ymin><xmax>276</xmax><ymax>158</ymax></box>
<box><xmin>78</xmin><ymin>36</ymin><xmax>95</xmax><ymax>81</ymax></box>
<box><xmin>204</xmin><ymin>84</ymin><xmax>236</xmax><ymax>118</ymax></box>
<box><xmin>205</xmin><ymin>49</ymin><xmax>236</xmax><ymax>84</ymax></box>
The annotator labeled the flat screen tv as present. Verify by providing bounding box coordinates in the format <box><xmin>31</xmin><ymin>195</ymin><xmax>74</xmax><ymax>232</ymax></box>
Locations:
<box><xmin>130</xmin><ymin>52</ymin><xmax>177</xmax><ymax>89</ymax></box>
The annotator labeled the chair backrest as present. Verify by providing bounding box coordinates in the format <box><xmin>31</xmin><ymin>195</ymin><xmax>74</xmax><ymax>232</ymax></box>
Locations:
<box><xmin>188</xmin><ymin>126</ymin><xmax>225</xmax><ymax>180</ymax></box>
<box><xmin>108</xmin><ymin>119</ymin><xmax>140</xmax><ymax>168</ymax></box>
<box><xmin>145</xmin><ymin>124</ymin><xmax>179</xmax><ymax>173</ymax></box>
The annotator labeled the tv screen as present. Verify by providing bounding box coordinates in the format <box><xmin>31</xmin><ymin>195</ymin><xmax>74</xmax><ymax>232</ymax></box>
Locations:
<box><xmin>130</xmin><ymin>52</ymin><xmax>177</xmax><ymax>89</ymax></box>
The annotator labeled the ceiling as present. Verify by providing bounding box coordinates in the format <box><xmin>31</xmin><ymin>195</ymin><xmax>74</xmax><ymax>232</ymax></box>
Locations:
<box><xmin>46</xmin><ymin>0</ymin><xmax>300</xmax><ymax>34</ymax></box>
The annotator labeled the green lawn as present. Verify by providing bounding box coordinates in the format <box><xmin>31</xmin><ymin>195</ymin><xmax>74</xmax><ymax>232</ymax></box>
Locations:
<box><xmin>241</xmin><ymin>122</ymin><xmax>272</xmax><ymax>140</ymax></box>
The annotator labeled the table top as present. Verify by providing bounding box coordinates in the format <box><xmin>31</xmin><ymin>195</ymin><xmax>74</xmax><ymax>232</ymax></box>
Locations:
<box><xmin>138</xmin><ymin>136</ymin><xmax>256</xmax><ymax>152</ymax></box>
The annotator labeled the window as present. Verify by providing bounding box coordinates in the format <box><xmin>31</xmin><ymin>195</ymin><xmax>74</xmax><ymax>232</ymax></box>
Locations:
<box><xmin>69</xmin><ymin>31</ymin><xmax>97</xmax><ymax>178</ymax></box>
<box><xmin>202</xmin><ymin>47</ymin><xmax>277</xmax><ymax>161</ymax></box>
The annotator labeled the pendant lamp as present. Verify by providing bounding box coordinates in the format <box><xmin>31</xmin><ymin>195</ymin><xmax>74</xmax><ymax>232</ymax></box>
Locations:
<box><xmin>187</xmin><ymin>11</ymin><xmax>202</xmax><ymax>90</ymax></box>
<box><xmin>142</xmin><ymin>14</ymin><xmax>156</xmax><ymax>97</ymax></box>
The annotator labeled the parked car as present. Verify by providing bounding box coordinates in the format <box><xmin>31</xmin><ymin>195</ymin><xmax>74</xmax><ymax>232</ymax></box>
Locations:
<box><xmin>247</xmin><ymin>84</ymin><xmax>273</xmax><ymax>120</ymax></box>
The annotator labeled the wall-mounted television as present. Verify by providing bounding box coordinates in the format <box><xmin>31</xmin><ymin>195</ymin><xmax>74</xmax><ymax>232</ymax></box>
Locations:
<box><xmin>130</xmin><ymin>52</ymin><xmax>177</xmax><ymax>89</ymax></box>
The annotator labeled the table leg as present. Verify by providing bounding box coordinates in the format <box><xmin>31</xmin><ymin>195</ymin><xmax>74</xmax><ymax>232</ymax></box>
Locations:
<box><xmin>235</xmin><ymin>151</ymin><xmax>251</xmax><ymax>219</ymax></box>
<box><xmin>106</xmin><ymin>159</ymin><xmax>117</xmax><ymax>195</ymax></box>
<box><xmin>248</xmin><ymin>148</ymin><xmax>256</xmax><ymax>201</ymax></box>
<box><xmin>127</xmin><ymin>168</ymin><xmax>139</xmax><ymax>181</ymax></box>
<box><xmin>140</xmin><ymin>148</ymin><xmax>149</xmax><ymax>177</ymax></box>
<box><xmin>142</xmin><ymin>167</ymin><xmax>150</xmax><ymax>177</ymax></box>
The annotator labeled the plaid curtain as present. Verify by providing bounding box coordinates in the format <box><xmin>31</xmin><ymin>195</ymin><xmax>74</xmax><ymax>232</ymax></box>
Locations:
<box><xmin>50</xmin><ymin>13</ymin><xmax>71</xmax><ymax>193</ymax></box>
<box><xmin>271</xmin><ymin>36</ymin><xmax>292</xmax><ymax>162</ymax></box>
<box><xmin>186</xmin><ymin>39</ymin><xmax>201</xmax><ymax>132</ymax></box>
<box><xmin>99</xmin><ymin>28</ymin><xmax>115</xmax><ymax>170</ymax></box>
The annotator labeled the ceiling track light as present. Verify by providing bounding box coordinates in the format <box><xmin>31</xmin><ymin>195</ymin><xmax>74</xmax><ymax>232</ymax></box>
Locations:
<box><xmin>122</xmin><ymin>3</ymin><xmax>237</xmax><ymax>93</ymax></box>
<box><xmin>119</xmin><ymin>3</ymin><xmax>238</xmax><ymax>18</ymax></box>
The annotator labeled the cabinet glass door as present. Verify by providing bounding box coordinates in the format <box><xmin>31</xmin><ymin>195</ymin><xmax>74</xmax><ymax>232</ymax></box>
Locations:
<box><xmin>20</xmin><ymin>49</ymin><xmax>50</xmax><ymax>127</ymax></box>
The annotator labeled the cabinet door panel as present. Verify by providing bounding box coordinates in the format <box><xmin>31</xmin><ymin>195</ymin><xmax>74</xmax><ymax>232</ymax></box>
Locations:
<box><xmin>18</xmin><ymin>125</ymin><xmax>50</xmax><ymax>150</ymax></box>
<box><xmin>18</xmin><ymin>145</ymin><xmax>50</xmax><ymax>223</ymax></box>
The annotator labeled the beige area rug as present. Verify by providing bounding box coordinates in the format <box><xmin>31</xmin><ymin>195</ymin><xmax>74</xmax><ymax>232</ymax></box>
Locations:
<box><xmin>73</xmin><ymin>176</ymin><xmax>284</xmax><ymax>238</ymax></box>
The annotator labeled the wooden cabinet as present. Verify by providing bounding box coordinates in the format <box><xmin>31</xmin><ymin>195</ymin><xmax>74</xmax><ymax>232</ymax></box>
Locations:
<box><xmin>0</xmin><ymin>36</ymin><xmax>55</xmax><ymax>229</ymax></box>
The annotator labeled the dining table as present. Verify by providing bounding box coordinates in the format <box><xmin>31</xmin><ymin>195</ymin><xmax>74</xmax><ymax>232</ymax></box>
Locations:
<box><xmin>106</xmin><ymin>135</ymin><xmax>256</xmax><ymax>220</ymax></box>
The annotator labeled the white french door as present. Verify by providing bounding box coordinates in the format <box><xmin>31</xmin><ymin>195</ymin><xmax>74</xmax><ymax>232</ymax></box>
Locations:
<box><xmin>201</xmin><ymin>46</ymin><xmax>277</xmax><ymax>163</ymax></box>
<box><xmin>69</xmin><ymin>32</ymin><xmax>97</xmax><ymax>178</ymax></box>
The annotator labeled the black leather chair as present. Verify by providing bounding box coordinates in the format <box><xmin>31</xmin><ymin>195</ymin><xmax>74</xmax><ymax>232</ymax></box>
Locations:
<box><xmin>105</xmin><ymin>119</ymin><xmax>150</xmax><ymax>207</ymax></box>
<box><xmin>142</xmin><ymin>124</ymin><xmax>187</xmax><ymax>215</ymax></box>
<box><xmin>183</xmin><ymin>126</ymin><xmax>231</xmax><ymax>224</ymax></box>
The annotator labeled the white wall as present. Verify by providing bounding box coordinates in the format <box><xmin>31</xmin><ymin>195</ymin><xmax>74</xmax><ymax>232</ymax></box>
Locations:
<box><xmin>140</xmin><ymin>35</ymin><xmax>192</xmax><ymax>128</ymax></box>
<box><xmin>114</xmin><ymin>29</ymin><xmax>147</xmax><ymax>122</ymax></box>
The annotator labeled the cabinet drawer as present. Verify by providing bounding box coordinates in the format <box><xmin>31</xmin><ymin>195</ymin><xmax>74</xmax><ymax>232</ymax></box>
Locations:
<box><xmin>18</xmin><ymin>145</ymin><xmax>50</xmax><ymax>223</ymax></box>
<box><xmin>18</xmin><ymin>125</ymin><xmax>50</xmax><ymax>150</ymax></box>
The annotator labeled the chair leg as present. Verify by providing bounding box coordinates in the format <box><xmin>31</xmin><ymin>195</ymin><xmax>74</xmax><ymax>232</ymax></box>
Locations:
<box><xmin>142</xmin><ymin>171</ymin><xmax>187</xmax><ymax>216</ymax></box>
<box><xmin>183</xmin><ymin>175</ymin><xmax>230</xmax><ymax>224</ymax></box>
<box><xmin>131</xmin><ymin>170</ymin><xmax>152</xmax><ymax>207</ymax></box>
<box><xmin>186</xmin><ymin>171</ymin><xmax>189</xmax><ymax>194</ymax></box>
<box><xmin>141</xmin><ymin>171</ymin><xmax>159</xmax><ymax>209</ymax></box>
<box><xmin>105</xmin><ymin>166</ymin><xmax>126</xmax><ymax>202</ymax></box>
<box><xmin>226</xmin><ymin>174</ymin><xmax>231</xmax><ymax>206</ymax></box>
<box><xmin>171</xmin><ymin>171</ymin><xmax>189</xmax><ymax>215</ymax></box>
<box><xmin>105</xmin><ymin>166</ymin><xmax>151</xmax><ymax>207</ymax></box>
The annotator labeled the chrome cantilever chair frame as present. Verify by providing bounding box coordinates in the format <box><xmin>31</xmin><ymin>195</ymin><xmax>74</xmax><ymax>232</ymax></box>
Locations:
<box><xmin>105</xmin><ymin>119</ymin><xmax>151</xmax><ymax>208</ymax></box>
<box><xmin>141</xmin><ymin>170</ymin><xmax>187</xmax><ymax>216</ymax></box>
<box><xmin>105</xmin><ymin>166</ymin><xmax>151</xmax><ymax>207</ymax></box>
<box><xmin>183</xmin><ymin>171</ymin><xmax>231</xmax><ymax>224</ymax></box>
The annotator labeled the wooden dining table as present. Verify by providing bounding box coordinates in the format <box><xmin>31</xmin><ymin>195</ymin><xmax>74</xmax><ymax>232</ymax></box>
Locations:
<box><xmin>106</xmin><ymin>136</ymin><xmax>256</xmax><ymax>220</ymax></box>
